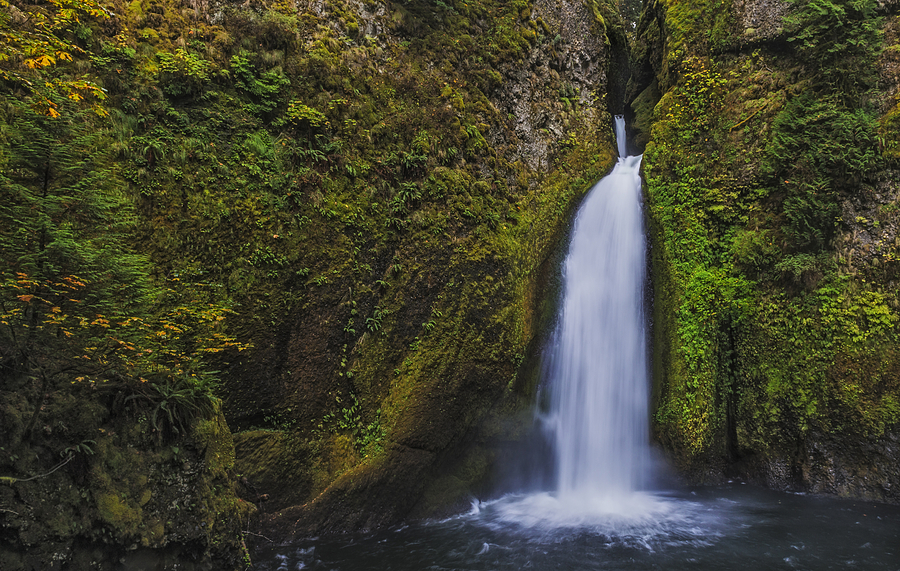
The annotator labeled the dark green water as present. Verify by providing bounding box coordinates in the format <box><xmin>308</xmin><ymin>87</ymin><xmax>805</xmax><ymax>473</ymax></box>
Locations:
<box><xmin>254</xmin><ymin>484</ymin><xmax>900</xmax><ymax>570</ymax></box>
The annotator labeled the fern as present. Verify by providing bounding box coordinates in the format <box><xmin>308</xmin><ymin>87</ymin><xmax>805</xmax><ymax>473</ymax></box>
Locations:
<box><xmin>786</xmin><ymin>0</ymin><xmax>883</xmax><ymax>100</ymax></box>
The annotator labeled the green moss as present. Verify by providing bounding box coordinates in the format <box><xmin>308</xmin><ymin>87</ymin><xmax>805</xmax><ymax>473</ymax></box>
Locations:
<box><xmin>880</xmin><ymin>101</ymin><xmax>900</xmax><ymax>161</ymax></box>
<box><xmin>630</xmin><ymin>81</ymin><xmax>660</xmax><ymax>148</ymax></box>
<box><xmin>5</xmin><ymin>0</ymin><xmax>624</xmax><ymax>536</ymax></box>
<box><xmin>662</xmin><ymin>0</ymin><xmax>735</xmax><ymax>55</ymax></box>
<box><xmin>96</xmin><ymin>492</ymin><xmax>143</xmax><ymax>536</ymax></box>
<box><xmin>635</xmin><ymin>0</ymin><xmax>900</xmax><ymax>477</ymax></box>
<box><xmin>192</xmin><ymin>404</ymin><xmax>236</xmax><ymax>475</ymax></box>
<box><xmin>233</xmin><ymin>430</ymin><xmax>319</xmax><ymax>509</ymax></box>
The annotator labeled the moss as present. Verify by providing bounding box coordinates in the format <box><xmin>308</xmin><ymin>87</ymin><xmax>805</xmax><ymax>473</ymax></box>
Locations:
<box><xmin>233</xmin><ymin>430</ymin><xmax>318</xmax><ymax>510</ymax></box>
<box><xmin>0</xmin><ymin>368</ymin><xmax>249</xmax><ymax>566</ymax></box>
<box><xmin>325</xmin><ymin>434</ymin><xmax>361</xmax><ymax>475</ymax></box>
<box><xmin>5</xmin><ymin>0</ymin><xmax>624</xmax><ymax>542</ymax></box>
<box><xmin>880</xmin><ymin>101</ymin><xmax>900</xmax><ymax>161</ymax></box>
<box><xmin>662</xmin><ymin>0</ymin><xmax>735</xmax><ymax>55</ymax></box>
<box><xmin>632</xmin><ymin>0</ymin><xmax>900</xmax><ymax>491</ymax></box>
<box><xmin>630</xmin><ymin>81</ymin><xmax>660</xmax><ymax>149</ymax></box>
<box><xmin>96</xmin><ymin>492</ymin><xmax>143</xmax><ymax>536</ymax></box>
<box><xmin>192</xmin><ymin>404</ymin><xmax>236</xmax><ymax>475</ymax></box>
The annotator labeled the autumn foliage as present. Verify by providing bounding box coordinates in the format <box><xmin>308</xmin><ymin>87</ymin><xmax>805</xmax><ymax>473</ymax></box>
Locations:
<box><xmin>0</xmin><ymin>0</ymin><xmax>111</xmax><ymax>116</ymax></box>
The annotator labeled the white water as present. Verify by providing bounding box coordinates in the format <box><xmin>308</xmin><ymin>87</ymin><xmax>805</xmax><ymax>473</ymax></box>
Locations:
<box><xmin>256</xmin><ymin>117</ymin><xmax>900</xmax><ymax>570</ymax></box>
<box><xmin>259</xmin><ymin>485</ymin><xmax>900</xmax><ymax>570</ymax></box>
<box><xmin>547</xmin><ymin>116</ymin><xmax>648</xmax><ymax>500</ymax></box>
<box><xmin>257</xmin><ymin>117</ymin><xmax>900</xmax><ymax>571</ymax></box>
<box><xmin>615</xmin><ymin>115</ymin><xmax>628</xmax><ymax>159</ymax></box>
<box><xmin>492</xmin><ymin>115</ymin><xmax>656</xmax><ymax>526</ymax></box>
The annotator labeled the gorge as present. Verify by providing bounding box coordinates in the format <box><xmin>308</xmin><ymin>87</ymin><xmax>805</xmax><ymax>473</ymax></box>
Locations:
<box><xmin>250</xmin><ymin>115</ymin><xmax>900</xmax><ymax>571</ymax></box>
<box><xmin>1</xmin><ymin>0</ymin><xmax>900</xmax><ymax>568</ymax></box>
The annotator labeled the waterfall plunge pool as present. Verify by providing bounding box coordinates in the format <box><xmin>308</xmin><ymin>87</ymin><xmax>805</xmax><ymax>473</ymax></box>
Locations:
<box><xmin>254</xmin><ymin>484</ymin><xmax>900</xmax><ymax>570</ymax></box>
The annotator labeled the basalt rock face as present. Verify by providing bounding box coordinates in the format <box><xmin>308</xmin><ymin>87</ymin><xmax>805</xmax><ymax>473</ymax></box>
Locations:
<box><xmin>731</xmin><ymin>0</ymin><xmax>791</xmax><ymax>43</ymax></box>
<box><xmin>729</xmin><ymin>428</ymin><xmax>900</xmax><ymax>501</ymax></box>
<box><xmin>491</xmin><ymin>0</ymin><xmax>621</xmax><ymax>171</ymax></box>
<box><xmin>630</xmin><ymin>0</ymin><xmax>900</xmax><ymax>503</ymax></box>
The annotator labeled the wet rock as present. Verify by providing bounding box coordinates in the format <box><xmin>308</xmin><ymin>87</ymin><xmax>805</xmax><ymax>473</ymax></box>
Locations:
<box><xmin>732</xmin><ymin>0</ymin><xmax>791</xmax><ymax>42</ymax></box>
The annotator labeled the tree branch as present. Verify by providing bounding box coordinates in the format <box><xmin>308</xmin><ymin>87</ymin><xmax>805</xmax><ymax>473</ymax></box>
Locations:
<box><xmin>0</xmin><ymin>454</ymin><xmax>73</xmax><ymax>485</ymax></box>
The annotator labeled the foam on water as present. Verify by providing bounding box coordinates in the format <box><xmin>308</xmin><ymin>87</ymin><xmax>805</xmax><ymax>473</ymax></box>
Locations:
<box><xmin>256</xmin><ymin>487</ymin><xmax>900</xmax><ymax>570</ymax></box>
<box><xmin>254</xmin><ymin>118</ymin><xmax>900</xmax><ymax>571</ymax></box>
<box><xmin>454</xmin><ymin>490</ymin><xmax>720</xmax><ymax>554</ymax></box>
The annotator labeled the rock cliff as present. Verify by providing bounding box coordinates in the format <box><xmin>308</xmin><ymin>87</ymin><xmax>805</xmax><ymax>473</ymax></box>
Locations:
<box><xmin>630</xmin><ymin>0</ymin><xmax>900</xmax><ymax>503</ymax></box>
<box><xmin>0</xmin><ymin>0</ymin><xmax>626</xmax><ymax>563</ymax></box>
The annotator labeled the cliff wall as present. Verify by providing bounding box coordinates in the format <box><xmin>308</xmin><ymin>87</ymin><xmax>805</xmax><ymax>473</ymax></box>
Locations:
<box><xmin>630</xmin><ymin>0</ymin><xmax>900</xmax><ymax>502</ymax></box>
<box><xmin>1</xmin><ymin>0</ymin><xmax>629</xmax><ymax>558</ymax></box>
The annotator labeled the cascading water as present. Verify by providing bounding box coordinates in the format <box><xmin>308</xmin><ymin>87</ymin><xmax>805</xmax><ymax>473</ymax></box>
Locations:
<box><xmin>615</xmin><ymin>115</ymin><xmax>628</xmax><ymax>159</ymax></box>
<box><xmin>484</xmin><ymin>116</ymin><xmax>666</xmax><ymax>527</ymax></box>
<box><xmin>546</xmin><ymin>116</ymin><xmax>649</xmax><ymax>504</ymax></box>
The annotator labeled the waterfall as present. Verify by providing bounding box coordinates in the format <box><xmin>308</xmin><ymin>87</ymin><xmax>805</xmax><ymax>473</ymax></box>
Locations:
<box><xmin>615</xmin><ymin>116</ymin><xmax>628</xmax><ymax>160</ymax></box>
<box><xmin>544</xmin><ymin>115</ymin><xmax>650</xmax><ymax>503</ymax></box>
<box><xmin>490</xmin><ymin>115</ymin><xmax>658</xmax><ymax>526</ymax></box>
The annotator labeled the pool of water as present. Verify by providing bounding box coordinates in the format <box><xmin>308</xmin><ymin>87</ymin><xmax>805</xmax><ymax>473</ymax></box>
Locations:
<box><xmin>253</xmin><ymin>484</ymin><xmax>900</xmax><ymax>570</ymax></box>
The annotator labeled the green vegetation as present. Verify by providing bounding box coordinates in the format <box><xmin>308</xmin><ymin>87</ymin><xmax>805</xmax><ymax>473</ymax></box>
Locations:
<box><xmin>0</xmin><ymin>0</ymin><xmax>110</xmax><ymax>116</ymax></box>
<box><xmin>661</xmin><ymin>0</ymin><xmax>735</xmax><ymax>57</ymax></box>
<box><xmin>0</xmin><ymin>96</ymin><xmax>246</xmax><ymax>425</ymax></box>
<box><xmin>3</xmin><ymin>0</ymin><xmax>897</xmax><ymax>550</ymax></box>
<box><xmin>320</xmin><ymin>393</ymin><xmax>386</xmax><ymax>457</ymax></box>
<box><xmin>2</xmin><ymin>0</ymin><xmax>624</xmax><ymax>553</ymax></box>
<box><xmin>636</xmin><ymin>0</ymin><xmax>900</xmax><ymax>473</ymax></box>
<box><xmin>765</xmin><ymin>93</ymin><xmax>880</xmax><ymax>253</ymax></box>
<box><xmin>785</xmin><ymin>0</ymin><xmax>883</xmax><ymax>99</ymax></box>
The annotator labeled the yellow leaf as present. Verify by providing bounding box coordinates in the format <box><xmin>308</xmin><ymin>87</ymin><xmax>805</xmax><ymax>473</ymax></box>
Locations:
<box><xmin>25</xmin><ymin>54</ymin><xmax>55</xmax><ymax>69</ymax></box>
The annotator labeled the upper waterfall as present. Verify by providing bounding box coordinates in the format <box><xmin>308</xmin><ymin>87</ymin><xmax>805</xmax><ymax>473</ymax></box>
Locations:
<box><xmin>615</xmin><ymin>115</ymin><xmax>628</xmax><ymax>159</ymax></box>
